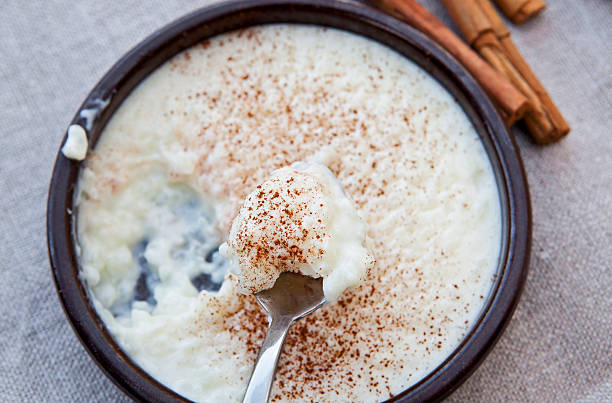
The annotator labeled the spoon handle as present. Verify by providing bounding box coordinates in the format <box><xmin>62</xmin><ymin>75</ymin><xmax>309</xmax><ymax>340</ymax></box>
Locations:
<box><xmin>242</xmin><ymin>315</ymin><xmax>294</xmax><ymax>403</ymax></box>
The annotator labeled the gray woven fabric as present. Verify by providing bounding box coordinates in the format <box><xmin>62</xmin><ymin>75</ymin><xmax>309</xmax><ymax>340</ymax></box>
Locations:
<box><xmin>0</xmin><ymin>0</ymin><xmax>610</xmax><ymax>401</ymax></box>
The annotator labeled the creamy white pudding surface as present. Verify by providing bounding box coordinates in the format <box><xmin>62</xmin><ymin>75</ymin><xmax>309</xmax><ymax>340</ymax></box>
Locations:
<box><xmin>76</xmin><ymin>25</ymin><xmax>502</xmax><ymax>402</ymax></box>
<box><xmin>220</xmin><ymin>162</ymin><xmax>374</xmax><ymax>302</ymax></box>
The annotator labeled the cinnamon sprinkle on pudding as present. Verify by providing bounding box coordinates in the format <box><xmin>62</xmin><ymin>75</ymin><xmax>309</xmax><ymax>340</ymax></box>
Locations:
<box><xmin>76</xmin><ymin>25</ymin><xmax>501</xmax><ymax>402</ymax></box>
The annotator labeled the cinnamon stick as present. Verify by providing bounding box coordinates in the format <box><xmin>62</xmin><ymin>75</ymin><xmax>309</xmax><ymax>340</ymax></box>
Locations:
<box><xmin>492</xmin><ymin>0</ymin><xmax>546</xmax><ymax>24</ymax></box>
<box><xmin>478</xmin><ymin>36</ymin><xmax>548</xmax><ymax>131</ymax></box>
<box><xmin>443</xmin><ymin>0</ymin><xmax>554</xmax><ymax>141</ymax></box>
<box><xmin>478</xmin><ymin>0</ymin><xmax>570</xmax><ymax>141</ymax></box>
<box><xmin>371</xmin><ymin>0</ymin><xmax>529</xmax><ymax>125</ymax></box>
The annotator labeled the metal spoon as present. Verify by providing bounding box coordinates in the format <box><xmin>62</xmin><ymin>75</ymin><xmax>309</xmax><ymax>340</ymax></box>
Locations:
<box><xmin>242</xmin><ymin>272</ymin><xmax>326</xmax><ymax>403</ymax></box>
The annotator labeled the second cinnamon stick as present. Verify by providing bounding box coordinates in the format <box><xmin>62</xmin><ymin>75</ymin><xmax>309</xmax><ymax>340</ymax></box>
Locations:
<box><xmin>492</xmin><ymin>0</ymin><xmax>546</xmax><ymax>24</ymax></box>
<box><xmin>443</xmin><ymin>0</ymin><xmax>554</xmax><ymax>139</ymax></box>
<box><xmin>477</xmin><ymin>0</ymin><xmax>569</xmax><ymax>141</ymax></box>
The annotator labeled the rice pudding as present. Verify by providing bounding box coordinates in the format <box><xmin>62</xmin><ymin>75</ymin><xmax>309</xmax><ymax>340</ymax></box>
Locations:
<box><xmin>76</xmin><ymin>25</ymin><xmax>501</xmax><ymax>402</ymax></box>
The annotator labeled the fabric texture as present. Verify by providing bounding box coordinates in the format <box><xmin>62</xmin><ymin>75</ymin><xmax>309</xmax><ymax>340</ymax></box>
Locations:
<box><xmin>0</xmin><ymin>0</ymin><xmax>609</xmax><ymax>401</ymax></box>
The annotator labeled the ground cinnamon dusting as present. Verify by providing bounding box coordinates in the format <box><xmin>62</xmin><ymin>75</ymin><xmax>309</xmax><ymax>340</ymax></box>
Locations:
<box><xmin>226</xmin><ymin>172</ymin><xmax>329</xmax><ymax>294</ymax></box>
<box><xmin>80</xmin><ymin>25</ymin><xmax>501</xmax><ymax>402</ymax></box>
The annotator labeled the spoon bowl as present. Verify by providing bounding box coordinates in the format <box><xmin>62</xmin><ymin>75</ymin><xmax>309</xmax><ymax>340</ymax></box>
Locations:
<box><xmin>256</xmin><ymin>272</ymin><xmax>326</xmax><ymax>319</ymax></box>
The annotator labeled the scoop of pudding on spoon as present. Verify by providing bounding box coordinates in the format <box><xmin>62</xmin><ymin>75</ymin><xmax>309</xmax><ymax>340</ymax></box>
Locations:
<box><xmin>220</xmin><ymin>161</ymin><xmax>374</xmax><ymax>403</ymax></box>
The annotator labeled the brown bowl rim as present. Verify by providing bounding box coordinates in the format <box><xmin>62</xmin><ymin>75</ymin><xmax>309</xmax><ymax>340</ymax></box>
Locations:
<box><xmin>47</xmin><ymin>1</ymin><xmax>531</xmax><ymax>402</ymax></box>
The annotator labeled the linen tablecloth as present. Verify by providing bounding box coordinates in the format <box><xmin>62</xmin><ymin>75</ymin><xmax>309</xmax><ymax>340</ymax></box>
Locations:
<box><xmin>1</xmin><ymin>0</ymin><xmax>610</xmax><ymax>401</ymax></box>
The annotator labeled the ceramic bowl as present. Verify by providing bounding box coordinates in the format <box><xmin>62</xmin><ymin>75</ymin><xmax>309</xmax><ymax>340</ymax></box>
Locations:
<box><xmin>47</xmin><ymin>1</ymin><xmax>531</xmax><ymax>401</ymax></box>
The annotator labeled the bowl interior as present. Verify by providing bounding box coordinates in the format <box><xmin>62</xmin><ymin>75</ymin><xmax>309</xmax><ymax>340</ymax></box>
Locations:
<box><xmin>47</xmin><ymin>1</ymin><xmax>531</xmax><ymax>402</ymax></box>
